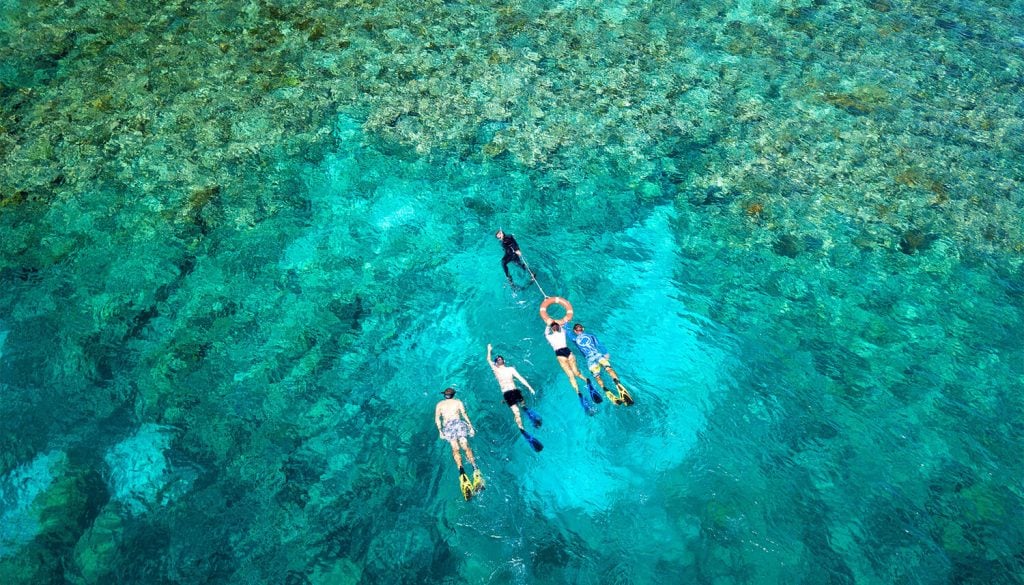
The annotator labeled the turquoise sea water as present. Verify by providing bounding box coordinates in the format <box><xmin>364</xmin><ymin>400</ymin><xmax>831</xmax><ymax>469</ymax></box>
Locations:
<box><xmin>1</xmin><ymin>0</ymin><xmax>1023</xmax><ymax>583</ymax></box>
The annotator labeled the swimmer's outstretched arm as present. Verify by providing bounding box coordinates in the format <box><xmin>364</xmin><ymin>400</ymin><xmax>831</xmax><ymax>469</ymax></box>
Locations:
<box><xmin>486</xmin><ymin>343</ymin><xmax>496</xmax><ymax>370</ymax></box>
<box><xmin>512</xmin><ymin>369</ymin><xmax>536</xmax><ymax>395</ymax></box>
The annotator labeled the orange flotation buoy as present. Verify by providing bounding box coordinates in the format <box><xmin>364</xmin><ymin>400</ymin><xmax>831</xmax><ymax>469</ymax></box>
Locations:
<box><xmin>539</xmin><ymin>296</ymin><xmax>574</xmax><ymax>325</ymax></box>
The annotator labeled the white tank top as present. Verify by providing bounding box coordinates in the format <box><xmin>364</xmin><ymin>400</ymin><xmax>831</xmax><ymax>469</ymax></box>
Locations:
<box><xmin>544</xmin><ymin>328</ymin><xmax>568</xmax><ymax>351</ymax></box>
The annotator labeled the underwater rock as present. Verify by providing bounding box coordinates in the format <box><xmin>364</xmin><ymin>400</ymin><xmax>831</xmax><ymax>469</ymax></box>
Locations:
<box><xmin>772</xmin><ymin>234</ymin><xmax>803</xmax><ymax>258</ymax></box>
<box><xmin>638</xmin><ymin>180</ymin><xmax>663</xmax><ymax>202</ymax></box>
<box><xmin>694</xmin><ymin>186</ymin><xmax>729</xmax><ymax>206</ymax></box>
<box><xmin>180</xmin><ymin>185</ymin><xmax>223</xmax><ymax>233</ymax></box>
<box><xmin>823</xmin><ymin>86</ymin><xmax>890</xmax><ymax>115</ymax></box>
<box><xmin>308</xmin><ymin>558</ymin><xmax>362</xmax><ymax>585</ymax></box>
<box><xmin>898</xmin><ymin>229</ymin><xmax>937</xmax><ymax>255</ymax></box>
<box><xmin>0</xmin><ymin>190</ymin><xmax>29</xmax><ymax>208</ymax></box>
<box><xmin>0</xmin><ymin>452</ymin><xmax>102</xmax><ymax>557</ymax></box>
<box><xmin>365</xmin><ymin>524</ymin><xmax>433</xmax><ymax>576</ymax></box>
<box><xmin>0</xmin><ymin>452</ymin><xmax>105</xmax><ymax>584</ymax></box>
<box><xmin>851</xmin><ymin>233</ymin><xmax>877</xmax><ymax>251</ymax></box>
<box><xmin>802</xmin><ymin>235</ymin><xmax>824</xmax><ymax>252</ymax></box>
<box><xmin>104</xmin><ymin>424</ymin><xmax>193</xmax><ymax>516</ymax></box>
<box><xmin>462</xmin><ymin>196</ymin><xmax>497</xmax><ymax>216</ymax></box>
<box><xmin>481</xmin><ymin>140</ymin><xmax>507</xmax><ymax>157</ymax></box>
<box><xmin>894</xmin><ymin>168</ymin><xmax>948</xmax><ymax>204</ymax></box>
<box><xmin>723</xmin><ymin>21</ymin><xmax>776</xmax><ymax>57</ymax></box>
<box><xmin>940</xmin><ymin>521</ymin><xmax>972</xmax><ymax>555</ymax></box>
<box><xmin>68</xmin><ymin>503</ymin><xmax>124</xmax><ymax>585</ymax></box>
<box><xmin>0</xmin><ymin>451</ymin><xmax>69</xmax><ymax>556</ymax></box>
<box><xmin>767</xmin><ymin>270</ymin><xmax>811</xmax><ymax>300</ymax></box>
<box><xmin>475</xmin><ymin>121</ymin><xmax>509</xmax><ymax>146</ymax></box>
<box><xmin>307</xmin><ymin>22</ymin><xmax>326</xmax><ymax>42</ymax></box>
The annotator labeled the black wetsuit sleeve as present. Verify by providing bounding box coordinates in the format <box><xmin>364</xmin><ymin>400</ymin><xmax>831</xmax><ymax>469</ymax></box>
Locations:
<box><xmin>504</xmin><ymin>235</ymin><xmax>520</xmax><ymax>254</ymax></box>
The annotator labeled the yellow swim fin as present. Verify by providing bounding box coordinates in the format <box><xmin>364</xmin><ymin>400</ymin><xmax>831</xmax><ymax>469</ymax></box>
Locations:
<box><xmin>472</xmin><ymin>469</ymin><xmax>485</xmax><ymax>493</ymax></box>
<box><xmin>459</xmin><ymin>473</ymin><xmax>474</xmax><ymax>501</ymax></box>
<box><xmin>604</xmin><ymin>388</ymin><xmax>623</xmax><ymax>405</ymax></box>
<box><xmin>615</xmin><ymin>381</ymin><xmax>634</xmax><ymax>406</ymax></box>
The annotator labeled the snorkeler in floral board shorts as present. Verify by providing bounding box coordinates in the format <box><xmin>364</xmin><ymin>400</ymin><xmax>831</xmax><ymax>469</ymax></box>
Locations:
<box><xmin>434</xmin><ymin>387</ymin><xmax>483</xmax><ymax>499</ymax></box>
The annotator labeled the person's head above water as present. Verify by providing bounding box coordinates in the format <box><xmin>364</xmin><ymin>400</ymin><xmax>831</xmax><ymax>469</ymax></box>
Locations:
<box><xmin>549</xmin><ymin>321</ymin><xmax>561</xmax><ymax>331</ymax></box>
<box><xmin>573</xmin><ymin>323</ymin><xmax>584</xmax><ymax>333</ymax></box>
<box><xmin>495</xmin><ymin>229</ymin><xmax>504</xmax><ymax>239</ymax></box>
<box><xmin>442</xmin><ymin>387</ymin><xmax>456</xmax><ymax>398</ymax></box>
<box><xmin>493</xmin><ymin>355</ymin><xmax>505</xmax><ymax>365</ymax></box>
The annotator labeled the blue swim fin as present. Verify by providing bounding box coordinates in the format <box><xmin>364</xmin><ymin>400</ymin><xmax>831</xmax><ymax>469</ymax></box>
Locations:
<box><xmin>524</xmin><ymin>406</ymin><xmax>542</xmax><ymax>428</ymax></box>
<box><xmin>520</xmin><ymin>429</ymin><xmax>544</xmax><ymax>452</ymax></box>
<box><xmin>586</xmin><ymin>378</ymin><xmax>603</xmax><ymax>404</ymax></box>
<box><xmin>578</xmin><ymin>392</ymin><xmax>597</xmax><ymax>416</ymax></box>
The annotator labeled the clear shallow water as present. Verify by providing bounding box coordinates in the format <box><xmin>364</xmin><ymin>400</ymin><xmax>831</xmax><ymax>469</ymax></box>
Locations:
<box><xmin>2</xmin><ymin>0</ymin><xmax>1024</xmax><ymax>583</ymax></box>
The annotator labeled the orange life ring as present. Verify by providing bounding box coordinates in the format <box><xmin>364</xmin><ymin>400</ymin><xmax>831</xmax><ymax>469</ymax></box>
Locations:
<box><xmin>539</xmin><ymin>296</ymin><xmax>574</xmax><ymax>325</ymax></box>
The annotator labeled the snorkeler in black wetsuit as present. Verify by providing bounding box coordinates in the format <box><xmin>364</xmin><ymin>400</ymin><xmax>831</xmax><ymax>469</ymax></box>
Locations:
<box><xmin>495</xmin><ymin>229</ymin><xmax>531</xmax><ymax>284</ymax></box>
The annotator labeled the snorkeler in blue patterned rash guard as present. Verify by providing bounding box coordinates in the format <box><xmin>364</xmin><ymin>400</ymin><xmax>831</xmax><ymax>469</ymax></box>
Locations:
<box><xmin>565</xmin><ymin>323</ymin><xmax>629</xmax><ymax>404</ymax></box>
